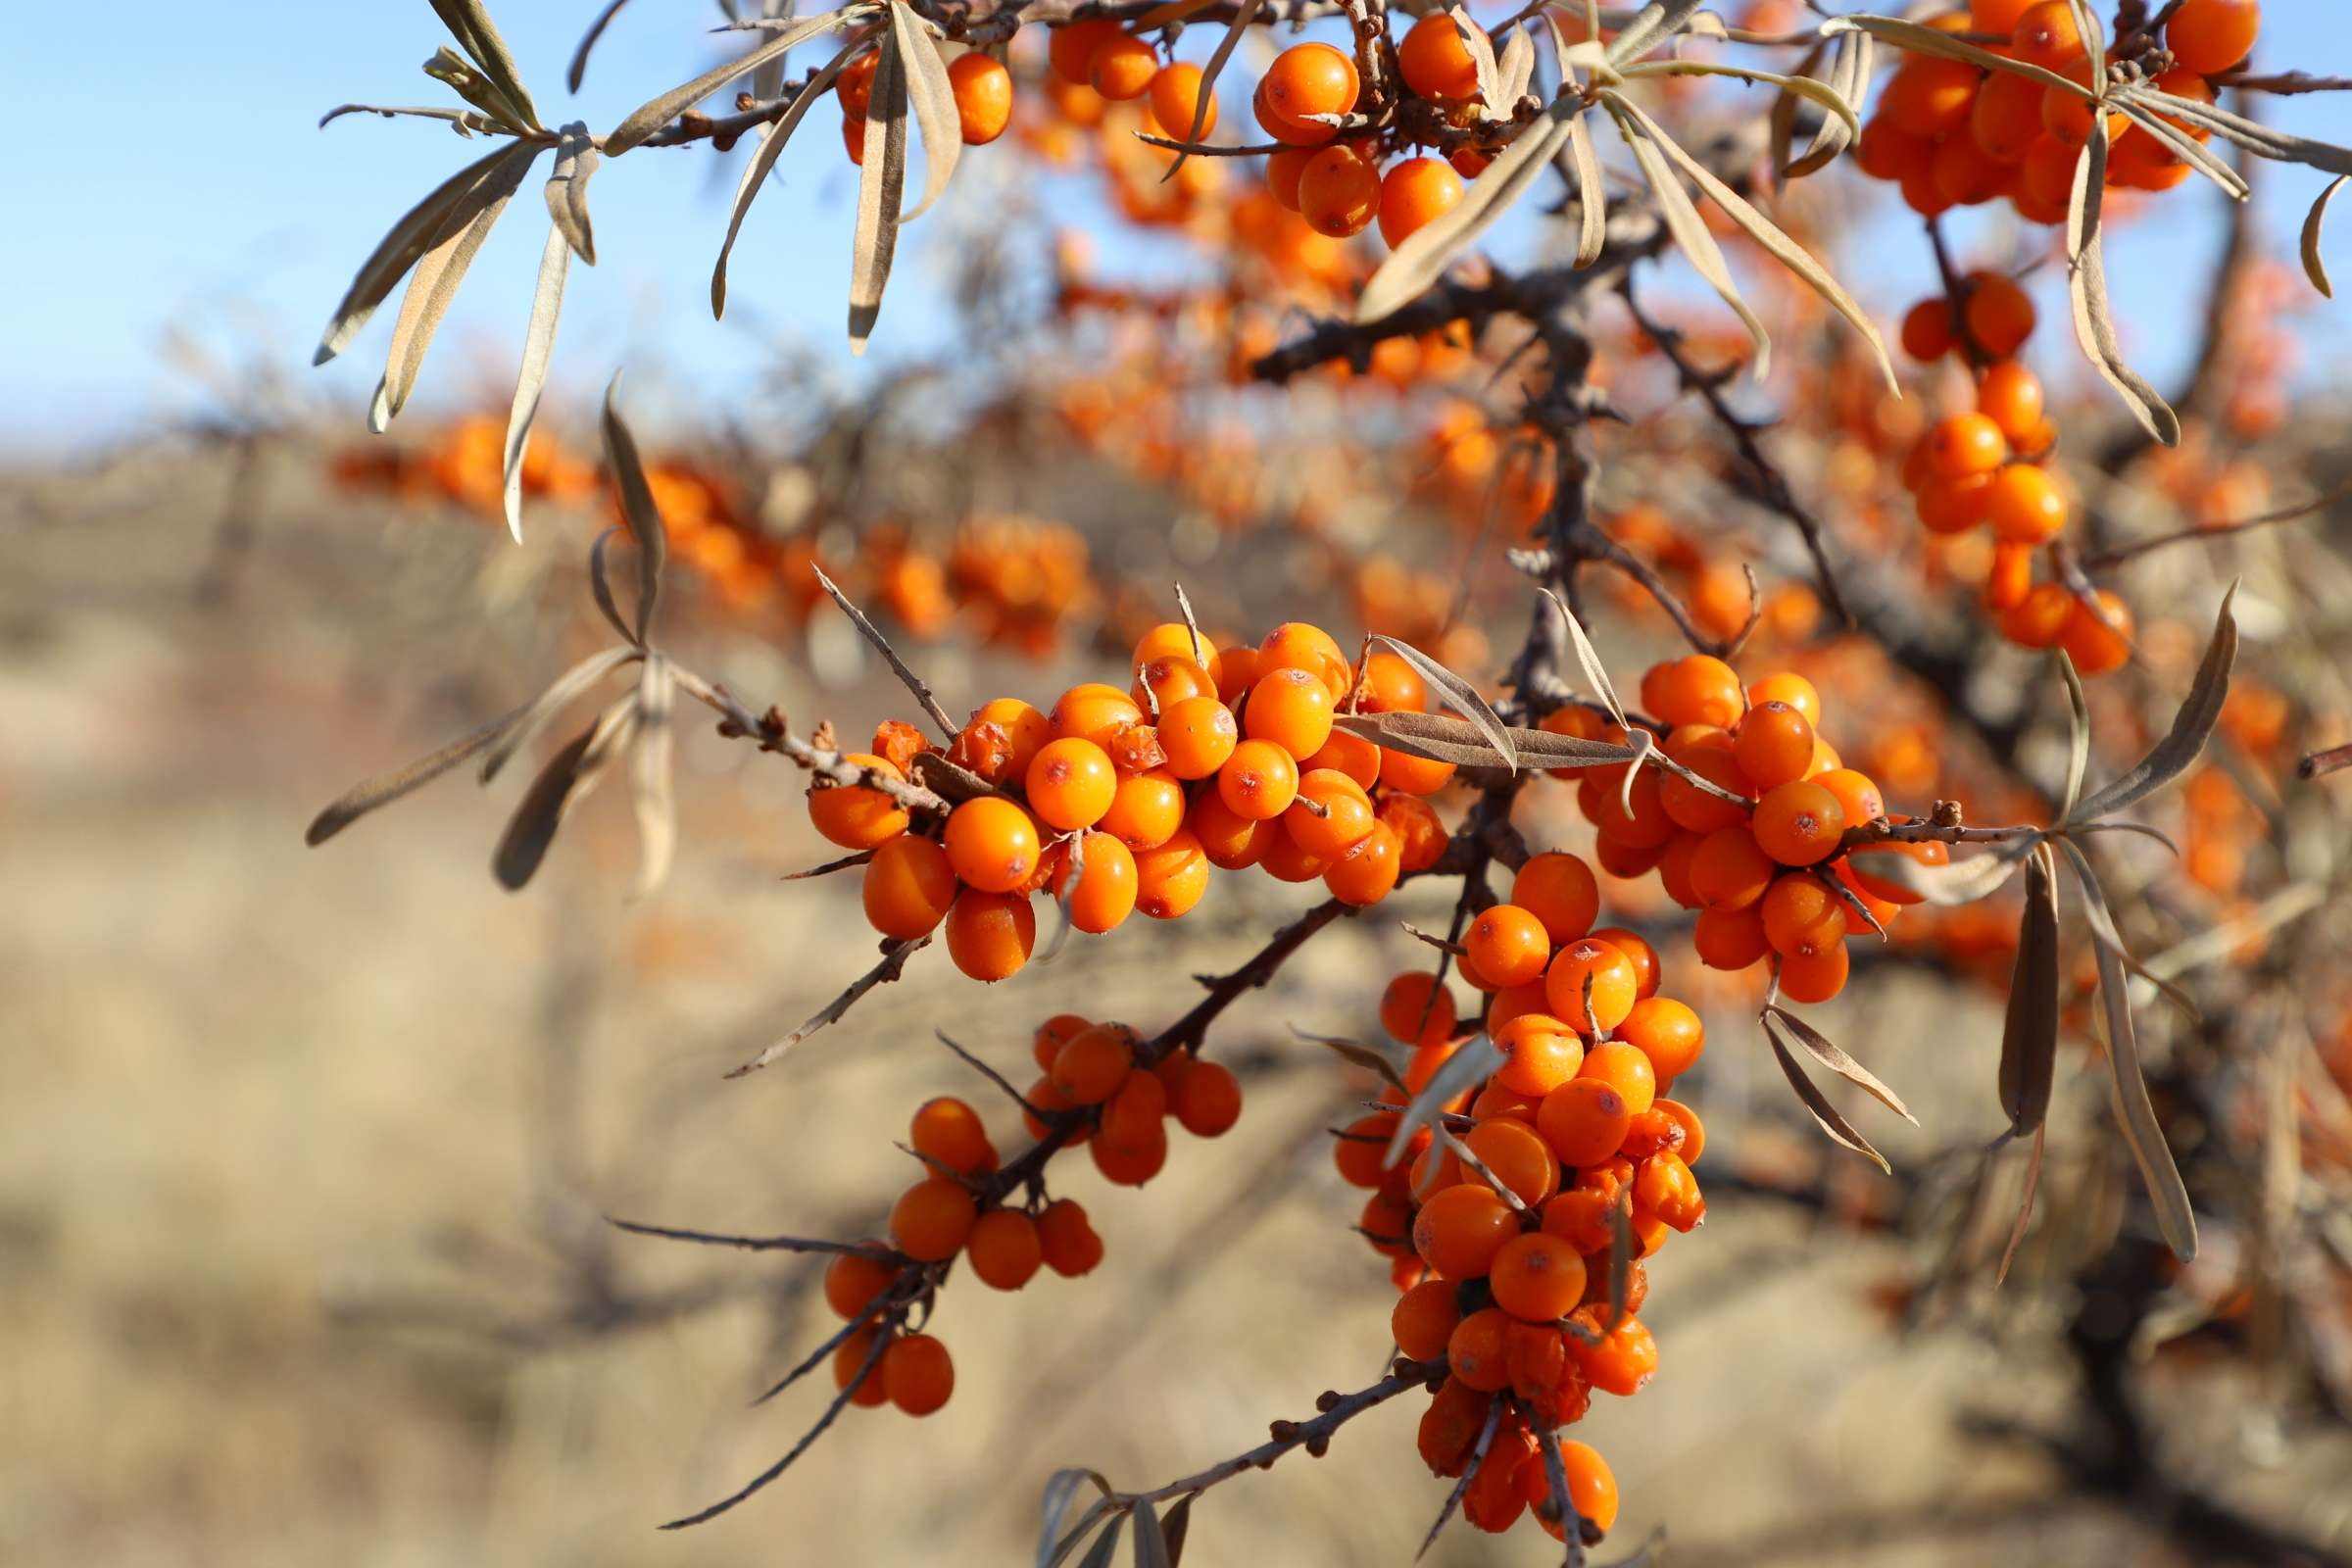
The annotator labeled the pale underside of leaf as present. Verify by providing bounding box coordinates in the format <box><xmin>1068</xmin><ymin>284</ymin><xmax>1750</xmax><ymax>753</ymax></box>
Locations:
<box><xmin>1386</xmin><ymin>1036</ymin><xmax>1505</xmax><ymax>1165</ymax></box>
<box><xmin>1366</xmin><ymin>634</ymin><xmax>1517</xmax><ymax>773</ymax></box>
<box><xmin>889</xmin><ymin>0</ymin><xmax>960</xmax><ymax>221</ymax></box>
<box><xmin>1764</xmin><ymin>1004</ymin><xmax>1917</xmax><ymax>1124</ymax></box>
<box><xmin>849</xmin><ymin>28</ymin><xmax>909</xmax><ymax>352</ymax></box>
<box><xmin>1330</xmin><ymin>710</ymin><xmax>1634</xmax><ymax>771</ymax></box>
<box><xmin>2066</xmin><ymin>127</ymin><xmax>2181</xmax><ymax>446</ymax></box>
<box><xmin>1355</xmin><ymin>95</ymin><xmax>1577</xmax><ymax>323</ymax></box>
<box><xmin>1565</xmin><ymin>110</ymin><xmax>1607</xmax><ymax>269</ymax></box>
<box><xmin>428</xmin><ymin>0</ymin><xmax>542</xmax><ymax>128</ymax></box>
<box><xmin>305</xmin><ymin>703</ymin><xmax>530</xmax><ymax>846</ymax></box>
<box><xmin>480</xmin><ymin>644</ymin><xmax>640</xmax><ymax>784</ymax></box>
<box><xmin>712</xmin><ymin>37</ymin><xmax>867</xmax><ymax>318</ymax></box>
<box><xmin>2057</xmin><ymin>650</ymin><xmax>2091</xmax><ymax>819</ymax></box>
<box><xmin>2304</xmin><ymin>175</ymin><xmax>2349</xmax><ymax>298</ymax></box>
<box><xmin>501</xmin><ymin>220</ymin><xmax>571</xmax><ymax>541</ymax></box>
<box><xmin>374</xmin><ymin>145</ymin><xmax>535</xmax><ymax>429</ymax></box>
<box><xmin>316</xmin><ymin>140</ymin><xmax>536</xmax><ymax>367</ymax></box>
<box><xmin>1763</xmin><ymin>1014</ymin><xmax>1889</xmax><ymax>1173</ymax></box>
<box><xmin>2058</xmin><ymin>839</ymin><xmax>2198</xmax><ymax>1260</ymax></box>
<box><xmin>1845</xmin><ymin>836</ymin><xmax>2038</xmax><ymax>906</ymax></box>
<box><xmin>544</xmin><ymin>122</ymin><xmax>602</xmax><ymax>264</ymax></box>
<box><xmin>1292</xmin><ymin>1025</ymin><xmax>1408</xmax><ymax>1092</ymax></box>
<box><xmin>1603</xmin><ymin>93</ymin><xmax>1773</xmax><ymax>381</ymax></box>
<box><xmin>632</xmin><ymin>655</ymin><xmax>678</xmax><ymax>896</ymax></box>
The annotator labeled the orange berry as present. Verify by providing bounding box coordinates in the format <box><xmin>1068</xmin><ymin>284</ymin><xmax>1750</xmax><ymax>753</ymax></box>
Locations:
<box><xmin>1592</xmin><ymin>927</ymin><xmax>1659</xmax><ymax>998</ymax></box>
<box><xmin>1378</xmin><ymin>156</ymin><xmax>1463</xmax><ymax>247</ymax></box>
<box><xmin>945</xmin><ymin>889</ymin><xmax>1036</xmax><ymax>980</ymax></box>
<box><xmin>1447</xmin><ymin>1305</ymin><xmax>1513</xmax><ymax>1391</ymax></box>
<box><xmin>949</xmin><ymin>51</ymin><xmax>1013</xmax><ymax>144</ymax></box>
<box><xmin>1537</xmin><ymin>1078</ymin><xmax>1633</xmax><ymax>1167</ymax></box>
<box><xmin>1379</xmin><ymin>746</ymin><xmax>1457</xmax><ymax>796</ymax></box>
<box><xmin>1900</xmin><ymin>298</ymin><xmax>1955</xmax><ymax>362</ymax></box>
<box><xmin>1033</xmin><ymin>1013</ymin><xmax>1090</xmax><ymax>1070</ymax></box>
<box><xmin>836</xmin><ymin>51</ymin><xmax>878</xmax><ymax>118</ymax></box>
<box><xmin>1645</xmin><ymin>655</ymin><xmax>1745</xmax><ymax>729</ymax></box>
<box><xmin>1134</xmin><ymin>828</ymin><xmax>1211</xmax><ymax>917</ymax></box>
<box><xmin>1325</xmin><ymin>820</ymin><xmax>1403</xmax><ymax>906</ymax></box>
<box><xmin>1971</xmin><ymin>0</ymin><xmax>2034</xmax><ymax>26</ymax></box>
<box><xmin>835</xmin><ymin>1325</ymin><xmax>890</xmax><ymax>1405</ymax></box>
<box><xmin>1556</xmin><ymin>1440</ymin><xmax>1620</xmax><ymax>1533</ymax></box>
<box><xmin>1778</xmin><ymin>942</ymin><xmax>1850</xmax><ymax>1003</ymax></box>
<box><xmin>1025</xmin><ymin>736</ymin><xmax>1117</xmax><ymax>830</ymax></box>
<box><xmin>1856</xmin><ymin>114</ymin><xmax>1933</xmax><ymax>180</ymax></box>
<box><xmin>966</xmin><ymin>697</ymin><xmax>1050</xmax><ymax>778</ymax></box>
<box><xmin>1933</xmin><ymin>132</ymin><xmax>2005</xmax><ymax>205</ymax></box>
<box><xmin>1984</xmin><ymin>463</ymin><xmax>2068</xmax><ymax>543</ymax></box>
<box><xmin>910</xmin><ymin>1096</ymin><xmax>998</xmax><ymax>1177</ymax></box>
<box><xmin>1279</xmin><ymin>769</ymin><xmax>1371</xmax><ymax>860</ymax></box>
<box><xmin>1101</xmin><ymin>767</ymin><xmax>1186</xmax><ymax>851</ymax></box>
<box><xmin>1745</xmin><ymin>671</ymin><xmax>1820</xmax><ymax>726</ymax></box>
<box><xmin>1051</xmin><ymin>682</ymin><xmax>1145</xmax><ymax>746</ymax></box>
<box><xmin>2061</xmin><ymin>589</ymin><xmax>2134</xmax><ymax>676</ymax></box>
<box><xmin>809</xmin><ymin>754</ymin><xmax>909</xmax><ymax>848</ymax></box>
<box><xmin>1306</xmin><ymin>726</ymin><xmax>1383</xmax><ymax>789</ymax></box>
<box><xmin>944</xmin><ymin>796</ymin><xmax>1042</xmax><ymax>892</ymax></box>
<box><xmin>1760</xmin><ymin>872</ymin><xmax>1848</xmax><ymax>958</ymax></box>
<box><xmin>1266</xmin><ymin>144</ymin><xmax>1315</xmax><ymax>210</ymax></box>
<box><xmin>822</xmin><ymin>1245</ymin><xmax>897</xmax><ymax>1319</ymax></box>
<box><xmin>1049</xmin><ymin>18</ymin><xmax>1121</xmax><ymax>83</ymax></box>
<box><xmin>1544</xmin><ymin>939</ymin><xmax>1638</xmax><ymax>1036</ymax></box>
<box><xmin>1466</xmin><ymin>903</ymin><xmax>1552</xmax><ymax>990</ymax></box>
<box><xmin>1977</xmin><ymin>361</ymin><xmax>2045</xmax><ymax>444</ymax></box>
<box><xmin>1884</xmin><ymin>57</ymin><xmax>1982</xmax><ymax>138</ymax></box>
<box><xmin>1510</xmin><ymin>853</ymin><xmax>1599</xmax><ymax>945</ymax></box>
<box><xmin>1393</xmin><ymin>1278</ymin><xmax>1463</xmax><ymax>1361</ymax></box>
<box><xmin>1577</xmin><ymin>1041</ymin><xmax>1656</xmax><ymax>1118</ymax></box>
<box><xmin>1051</xmin><ymin>1022</ymin><xmax>1137</xmax><ymax>1105</ymax></box>
<box><xmin>1965</xmin><ymin>272</ymin><xmax>2036</xmax><ymax>358</ymax></box>
<box><xmin>1689</xmin><ymin>825</ymin><xmax>1774</xmax><ymax>910</ymax></box>
<box><xmin>1589</xmin><ymin>765</ymin><xmax>1676</xmax><ymax>850</ymax></box>
<box><xmin>1617</xmin><ymin>997</ymin><xmax>1704</xmax><ymax>1083</ymax></box>
<box><xmin>2001</xmin><ymin>579</ymin><xmax>2078</xmax><ymax>649</ymax></box>
<box><xmin>1692</xmin><ymin>902</ymin><xmax>1771</xmax><ymax>969</ymax></box>
<box><xmin>1490</xmin><ymin>1232</ymin><xmax>1589</xmax><ymax>1323</ymax></box>
<box><xmin>1091</xmin><ymin>1115</ymin><xmax>1168</xmax><ymax>1186</ymax></box>
<box><xmin>1037</xmin><ymin>1198</ymin><xmax>1103</xmax><ymax>1276</ymax></box>
<box><xmin>1378</xmin><ymin>973</ymin><xmax>1456</xmax><ymax>1052</ymax></box>
<box><xmin>1923</xmin><ymin>412</ymin><xmax>2008</xmax><ymax>479</ymax></box>
<box><xmin>1337</xmin><ymin>1111</ymin><xmax>1405</xmax><ymax>1188</ymax></box>
<box><xmin>890</xmin><ymin>1176</ymin><xmax>977</xmax><ymax>1261</ymax></box>
<box><xmin>883</xmin><ymin>1332</ymin><xmax>954</xmax><ymax>1415</ymax></box>
<box><xmin>1813</xmin><ymin>768</ymin><xmax>1885</xmax><ymax>830</ymax></box>
<box><xmin>1654</xmin><ymin>1099</ymin><xmax>1705</xmax><ymax>1164</ymax></box>
<box><xmin>966</xmin><ymin>1208</ymin><xmax>1043</xmax><ymax>1290</ymax></box>
<box><xmin>1751</xmin><ymin>780</ymin><xmax>1846</xmax><ymax>866</ymax></box>
<box><xmin>1169</xmin><ymin>1057</ymin><xmax>1243</xmax><ymax>1136</ymax></box>
<box><xmin>2167</xmin><ymin>0</ymin><xmax>2260</xmax><ymax>75</ymax></box>
<box><xmin>1918</xmin><ymin>469</ymin><xmax>1997</xmax><ymax>535</ymax></box>
<box><xmin>1572</xmin><ymin>1312</ymin><xmax>1657</xmax><ymax>1396</ymax></box>
<box><xmin>1732</xmin><ymin>700</ymin><xmax>1816</xmax><ymax>791</ymax></box>
<box><xmin>1258</xmin><ymin>830</ymin><xmax>1328</xmax><ymax>885</ymax></box>
<box><xmin>862</xmin><ymin>833</ymin><xmax>958</xmax><ymax>939</ymax></box>
<box><xmin>2011</xmin><ymin>0</ymin><xmax>2084</xmax><ymax>67</ymax></box>
<box><xmin>1399</xmin><ymin>11</ymin><xmax>1485</xmax><ymax>99</ymax></box>
<box><xmin>1415</xmin><ymin>1183</ymin><xmax>1519</xmax><ymax>1279</ymax></box>
<box><xmin>1493</xmin><ymin>1012</ymin><xmax>1586</xmax><ymax>1098</ymax></box>
<box><xmin>1218</xmin><ymin>738</ymin><xmax>1300</xmax><ymax>819</ymax></box>
<box><xmin>1089</xmin><ymin>34</ymin><xmax>1157</xmax><ymax>100</ymax></box>
<box><xmin>1262</xmin><ymin>41</ymin><xmax>1360</xmax><ymax>126</ymax></box>
<box><xmin>1846</xmin><ymin>817</ymin><xmax>1949</xmax><ymax>905</ymax></box>
<box><xmin>1156</xmin><ymin>696</ymin><xmax>1238</xmax><ymax>779</ymax></box>
<box><xmin>1049</xmin><ymin>831</ymin><xmax>1138</xmax><ymax>934</ymax></box>
<box><xmin>1297</xmin><ymin>143</ymin><xmax>1380</xmax><ymax>238</ymax></box>
<box><xmin>1147</xmin><ymin>60</ymin><xmax>1217</xmax><ymax>138</ymax></box>
<box><xmin>1465</xmin><ymin>1116</ymin><xmax>1561</xmax><ymax>1207</ymax></box>
<box><xmin>1970</xmin><ymin>68</ymin><xmax>2045</xmax><ymax>163</ymax></box>
<box><xmin>1359</xmin><ymin>651</ymin><xmax>1428</xmax><ymax>712</ymax></box>
<box><xmin>1188</xmin><ymin>789</ymin><xmax>1272</xmax><ymax>870</ymax></box>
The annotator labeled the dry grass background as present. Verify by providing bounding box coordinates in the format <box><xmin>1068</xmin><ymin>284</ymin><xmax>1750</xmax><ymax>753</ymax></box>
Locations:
<box><xmin>5</xmin><ymin>440</ymin><xmax>2345</xmax><ymax>1567</ymax></box>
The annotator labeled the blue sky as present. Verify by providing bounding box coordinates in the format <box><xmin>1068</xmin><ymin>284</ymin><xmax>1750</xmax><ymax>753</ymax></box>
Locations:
<box><xmin>3</xmin><ymin>1</ymin><xmax>2350</xmax><ymax>453</ymax></box>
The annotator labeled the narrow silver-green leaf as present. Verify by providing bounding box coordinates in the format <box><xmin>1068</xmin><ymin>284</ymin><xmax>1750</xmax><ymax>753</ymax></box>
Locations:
<box><xmin>2070</xmin><ymin>583</ymin><xmax>2236</xmax><ymax>825</ymax></box>
<box><xmin>632</xmin><ymin>654</ymin><xmax>678</xmax><ymax>896</ymax></box>
<box><xmin>2066</xmin><ymin>128</ymin><xmax>2181</xmax><ymax>446</ymax></box>
<box><xmin>606</xmin><ymin>10</ymin><xmax>848</xmax><ymax>154</ymax></box>
<box><xmin>1164</xmin><ymin>0</ymin><xmax>1259</xmax><ymax>180</ymax></box>
<box><xmin>543</xmin><ymin>122</ymin><xmax>601</xmax><ymax>264</ymax></box>
<box><xmin>1159</xmin><ymin>1494</ymin><xmax>1195</xmax><ymax>1567</ymax></box>
<box><xmin>1330</xmin><ymin>710</ymin><xmax>1634</xmax><ymax>771</ymax></box>
<box><xmin>602</xmin><ymin>375</ymin><xmax>668</xmax><ymax>645</ymax></box>
<box><xmin>428</xmin><ymin>0</ymin><xmax>542</xmax><ymax>128</ymax></box>
<box><xmin>2305</xmin><ymin>176</ymin><xmax>2348</xmax><ymax>298</ymax></box>
<box><xmin>377</xmin><ymin>143</ymin><xmax>536</xmax><ymax>426</ymax></box>
<box><xmin>480</xmin><ymin>644</ymin><xmax>638</xmax><ymax>783</ymax></box>
<box><xmin>1764</xmin><ymin>1005</ymin><xmax>1916</xmax><ymax>1124</ymax></box>
<box><xmin>1763</xmin><ymin>1014</ymin><xmax>1889</xmax><ymax>1173</ymax></box>
<box><xmin>1496</xmin><ymin>25</ymin><xmax>1535</xmax><ymax>112</ymax></box>
<box><xmin>2136</xmin><ymin>88</ymin><xmax>2352</xmax><ymax>176</ymax></box>
<box><xmin>1076</xmin><ymin>1517</ymin><xmax>1125</xmax><ymax>1568</ymax></box>
<box><xmin>1565</xmin><ymin>110</ymin><xmax>1606</xmax><ymax>268</ymax></box>
<box><xmin>1386</xmin><ymin>1035</ymin><xmax>1504</xmax><ymax>1165</ymax></box>
<box><xmin>1622</xmin><ymin>57</ymin><xmax>1862</xmax><ymax>146</ymax></box>
<box><xmin>493</xmin><ymin>702</ymin><xmax>635</xmax><ymax>891</ymax></box>
<box><xmin>1367</xmin><ymin>634</ymin><xmax>1516</xmax><ymax>774</ymax></box>
<box><xmin>1604</xmin><ymin>0</ymin><xmax>1707</xmax><ymax>66</ymax></box>
<box><xmin>1788</xmin><ymin>30</ymin><xmax>1870</xmax><ymax>177</ymax></box>
<box><xmin>501</xmin><ymin>220</ymin><xmax>571</xmax><ymax>541</ymax></box>
<box><xmin>1038</xmin><ymin>1471</ymin><xmax>1113</xmax><ymax>1568</ymax></box>
<box><xmin>305</xmin><ymin>704</ymin><xmax>528</xmax><ymax>846</ymax></box>
<box><xmin>423</xmin><ymin>45</ymin><xmax>534</xmax><ymax>130</ymax></box>
<box><xmin>712</xmin><ymin>37</ymin><xmax>865</xmax><ymax>318</ymax></box>
<box><xmin>2112</xmin><ymin>94</ymin><xmax>2249</xmax><ymax>199</ymax></box>
<box><xmin>1845</xmin><ymin>836</ymin><xmax>2038</xmax><ymax>906</ymax></box>
<box><xmin>1132</xmin><ymin>1497</ymin><xmax>1172</xmax><ymax>1568</ymax></box>
<box><xmin>2059</xmin><ymin>839</ymin><xmax>2197</xmax><ymax>1260</ymax></box>
<box><xmin>1292</xmin><ymin>1027</ymin><xmax>1408</xmax><ymax>1092</ymax></box>
<box><xmin>2057</xmin><ymin>649</ymin><xmax>2090</xmax><ymax>819</ymax></box>
<box><xmin>1604</xmin><ymin>93</ymin><xmax>1772</xmax><ymax>379</ymax></box>
<box><xmin>1356</xmin><ymin>98</ymin><xmax>1577</xmax><ymax>322</ymax></box>
<box><xmin>1455</xmin><ymin>7</ymin><xmax>1502</xmax><ymax>118</ymax></box>
<box><xmin>567</xmin><ymin>0</ymin><xmax>636</xmax><ymax>90</ymax></box>
<box><xmin>890</xmin><ymin>1</ymin><xmax>960</xmax><ymax>220</ymax></box>
<box><xmin>1822</xmin><ymin>14</ymin><xmax>2098</xmax><ymax>99</ymax></box>
<box><xmin>1997</xmin><ymin>844</ymin><xmax>2061</xmax><ymax>1138</ymax></box>
<box><xmin>848</xmin><ymin>26</ymin><xmax>909</xmax><ymax>352</ymax></box>
<box><xmin>1543</xmin><ymin>586</ymin><xmax>1625</xmax><ymax>727</ymax></box>
<box><xmin>1610</xmin><ymin>92</ymin><xmax>1892</xmax><ymax>388</ymax></box>
<box><xmin>316</xmin><ymin>141</ymin><xmax>533</xmax><ymax>367</ymax></box>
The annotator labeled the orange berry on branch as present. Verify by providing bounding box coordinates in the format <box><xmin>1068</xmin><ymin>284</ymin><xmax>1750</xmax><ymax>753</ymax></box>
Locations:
<box><xmin>1038</xmin><ymin>1198</ymin><xmax>1103</xmax><ymax>1276</ymax></box>
<box><xmin>1378</xmin><ymin>156</ymin><xmax>1464</xmax><ymax>247</ymax></box>
<box><xmin>883</xmin><ymin>1332</ymin><xmax>955</xmax><ymax>1416</ymax></box>
<box><xmin>910</xmin><ymin>1096</ymin><xmax>998</xmax><ymax>1177</ymax></box>
<box><xmin>809</xmin><ymin>754</ymin><xmax>910</xmax><ymax>849</ymax></box>
<box><xmin>1464</xmin><ymin>1115</ymin><xmax>1562</xmax><ymax>1207</ymax></box>
<box><xmin>967</xmin><ymin>1208</ymin><xmax>1044</xmax><ymax>1290</ymax></box>
<box><xmin>1493</xmin><ymin>1012</ymin><xmax>1587</xmax><ymax>1098</ymax></box>
<box><xmin>823</xmin><ymin>1246</ymin><xmax>897</xmax><ymax>1320</ymax></box>
<box><xmin>945</xmin><ymin>889</ymin><xmax>1037</xmax><ymax>980</ymax></box>
<box><xmin>1413</xmin><ymin>1182</ymin><xmax>1519</xmax><ymax>1279</ymax></box>
<box><xmin>862</xmin><ymin>834</ymin><xmax>958</xmax><ymax>939</ymax></box>
<box><xmin>1491</xmin><ymin>1232</ymin><xmax>1590</xmax><ymax>1323</ymax></box>
<box><xmin>891</xmin><ymin>1176</ymin><xmax>978</xmax><ymax>1262</ymax></box>
<box><xmin>1136</xmin><ymin>828</ymin><xmax>1212</xmax><ymax>917</ymax></box>
<box><xmin>1048</xmin><ymin>831</ymin><xmax>1139</xmax><ymax>933</ymax></box>
<box><xmin>1537</xmin><ymin>1078</ymin><xmax>1634</xmax><ymax>1168</ymax></box>
<box><xmin>1544</xmin><ymin>938</ymin><xmax>1639</xmax><ymax>1035</ymax></box>
<box><xmin>948</xmin><ymin>51</ymin><xmax>1013</xmax><ymax>144</ymax></box>
<box><xmin>1752</xmin><ymin>780</ymin><xmax>1847</xmax><ymax>866</ymax></box>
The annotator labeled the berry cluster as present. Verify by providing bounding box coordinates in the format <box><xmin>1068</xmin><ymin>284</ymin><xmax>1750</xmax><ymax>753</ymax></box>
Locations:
<box><xmin>838</xmin><ymin>45</ymin><xmax>1014</xmax><ymax>161</ymax></box>
<box><xmin>1546</xmin><ymin>661</ymin><xmax>1954</xmax><ymax>1002</ymax></box>
<box><xmin>1897</xmin><ymin>279</ymin><xmax>2135</xmax><ymax>674</ymax></box>
<box><xmin>1856</xmin><ymin>0</ymin><xmax>2261</xmax><ymax>220</ymax></box>
<box><xmin>1334</xmin><ymin>935</ymin><xmax>1709</xmax><ymax>1542</ymax></box>
<box><xmin>826</xmin><ymin>1016</ymin><xmax>1242</xmax><ymax>1416</ymax></box>
<box><xmin>819</xmin><ymin>619</ymin><xmax>1457</xmax><ymax>982</ymax></box>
